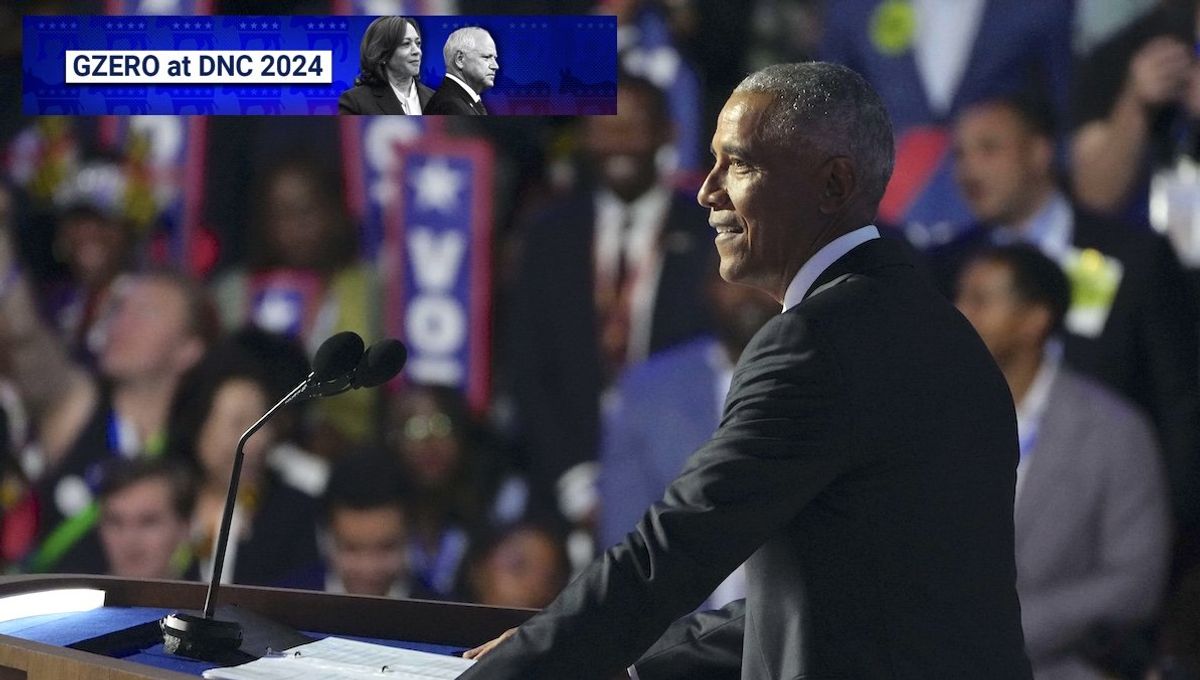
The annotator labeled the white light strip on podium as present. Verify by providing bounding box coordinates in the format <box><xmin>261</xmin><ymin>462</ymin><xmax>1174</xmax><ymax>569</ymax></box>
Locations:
<box><xmin>0</xmin><ymin>588</ymin><xmax>106</xmax><ymax>623</ymax></box>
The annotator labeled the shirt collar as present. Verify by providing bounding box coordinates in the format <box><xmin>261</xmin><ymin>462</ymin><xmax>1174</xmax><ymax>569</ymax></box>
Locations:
<box><xmin>1015</xmin><ymin>338</ymin><xmax>1062</xmax><ymax>441</ymax></box>
<box><xmin>782</xmin><ymin>225</ymin><xmax>881</xmax><ymax>311</ymax></box>
<box><xmin>388</xmin><ymin>78</ymin><xmax>420</xmax><ymax>114</ymax></box>
<box><xmin>444</xmin><ymin>73</ymin><xmax>481</xmax><ymax>103</ymax></box>
<box><xmin>596</xmin><ymin>185</ymin><xmax>671</xmax><ymax>229</ymax></box>
<box><xmin>991</xmin><ymin>191</ymin><xmax>1073</xmax><ymax>257</ymax></box>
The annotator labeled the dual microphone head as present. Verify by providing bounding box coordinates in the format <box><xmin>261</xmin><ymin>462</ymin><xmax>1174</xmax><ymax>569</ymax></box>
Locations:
<box><xmin>293</xmin><ymin>332</ymin><xmax>408</xmax><ymax>403</ymax></box>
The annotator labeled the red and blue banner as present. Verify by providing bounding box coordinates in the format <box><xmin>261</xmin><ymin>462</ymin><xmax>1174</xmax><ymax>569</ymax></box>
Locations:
<box><xmin>384</xmin><ymin>138</ymin><xmax>493</xmax><ymax>413</ymax></box>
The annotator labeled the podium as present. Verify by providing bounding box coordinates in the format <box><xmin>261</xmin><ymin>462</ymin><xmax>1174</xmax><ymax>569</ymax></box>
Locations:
<box><xmin>0</xmin><ymin>574</ymin><xmax>534</xmax><ymax>679</ymax></box>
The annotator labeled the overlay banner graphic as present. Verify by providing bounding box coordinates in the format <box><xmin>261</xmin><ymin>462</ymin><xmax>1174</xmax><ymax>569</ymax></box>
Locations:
<box><xmin>23</xmin><ymin>14</ymin><xmax>617</xmax><ymax>115</ymax></box>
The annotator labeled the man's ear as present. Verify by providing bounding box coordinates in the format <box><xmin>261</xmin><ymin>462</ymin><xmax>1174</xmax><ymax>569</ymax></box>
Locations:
<box><xmin>819</xmin><ymin>157</ymin><xmax>858</xmax><ymax>215</ymax></box>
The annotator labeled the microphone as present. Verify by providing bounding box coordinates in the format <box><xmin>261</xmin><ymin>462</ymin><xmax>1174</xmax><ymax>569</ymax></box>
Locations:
<box><xmin>352</xmin><ymin>338</ymin><xmax>407</xmax><ymax>388</ymax></box>
<box><xmin>284</xmin><ymin>331</ymin><xmax>366</xmax><ymax>404</ymax></box>
<box><xmin>161</xmin><ymin>332</ymin><xmax>371</xmax><ymax>660</ymax></box>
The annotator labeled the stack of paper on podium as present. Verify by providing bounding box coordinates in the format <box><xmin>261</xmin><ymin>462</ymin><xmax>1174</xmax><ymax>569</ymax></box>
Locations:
<box><xmin>202</xmin><ymin>636</ymin><xmax>475</xmax><ymax>679</ymax></box>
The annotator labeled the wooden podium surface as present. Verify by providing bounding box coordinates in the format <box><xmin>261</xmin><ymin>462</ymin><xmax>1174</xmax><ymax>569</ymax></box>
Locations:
<box><xmin>0</xmin><ymin>574</ymin><xmax>534</xmax><ymax>680</ymax></box>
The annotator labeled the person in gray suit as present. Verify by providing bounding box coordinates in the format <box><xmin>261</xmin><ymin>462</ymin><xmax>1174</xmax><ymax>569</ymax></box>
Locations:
<box><xmin>956</xmin><ymin>244</ymin><xmax>1171</xmax><ymax>680</ymax></box>
<box><xmin>463</xmin><ymin>62</ymin><xmax>1031</xmax><ymax>680</ymax></box>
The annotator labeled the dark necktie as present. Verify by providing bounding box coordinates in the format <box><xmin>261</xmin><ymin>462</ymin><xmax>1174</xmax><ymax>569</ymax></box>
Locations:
<box><xmin>472</xmin><ymin>100</ymin><xmax>487</xmax><ymax>115</ymax></box>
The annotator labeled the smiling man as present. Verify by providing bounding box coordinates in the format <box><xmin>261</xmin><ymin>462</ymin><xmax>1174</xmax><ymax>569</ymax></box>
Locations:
<box><xmin>426</xmin><ymin>27</ymin><xmax>497</xmax><ymax>115</ymax></box>
<box><xmin>462</xmin><ymin>62</ymin><xmax>1031</xmax><ymax>680</ymax></box>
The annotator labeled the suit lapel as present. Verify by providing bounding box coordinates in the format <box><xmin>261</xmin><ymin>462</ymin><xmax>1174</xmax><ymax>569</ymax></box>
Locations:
<box><xmin>371</xmin><ymin>82</ymin><xmax>407</xmax><ymax>115</ymax></box>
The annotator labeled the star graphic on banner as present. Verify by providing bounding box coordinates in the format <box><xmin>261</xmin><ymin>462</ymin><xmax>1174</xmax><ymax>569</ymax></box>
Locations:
<box><xmin>410</xmin><ymin>158</ymin><xmax>464</xmax><ymax>214</ymax></box>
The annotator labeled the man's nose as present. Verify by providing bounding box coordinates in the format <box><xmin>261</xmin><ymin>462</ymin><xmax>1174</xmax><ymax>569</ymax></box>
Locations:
<box><xmin>697</xmin><ymin>169</ymin><xmax>726</xmax><ymax>209</ymax></box>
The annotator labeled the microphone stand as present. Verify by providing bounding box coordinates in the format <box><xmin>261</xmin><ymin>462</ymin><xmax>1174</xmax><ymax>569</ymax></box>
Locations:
<box><xmin>161</xmin><ymin>377</ymin><xmax>309</xmax><ymax>659</ymax></box>
<box><xmin>204</xmin><ymin>378</ymin><xmax>306</xmax><ymax>617</ymax></box>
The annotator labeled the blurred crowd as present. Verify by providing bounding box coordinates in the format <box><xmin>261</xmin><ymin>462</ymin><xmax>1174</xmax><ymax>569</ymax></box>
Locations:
<box><xmin>2</xmin><ymin>0</ymin><xmax>1200</xmax><ymax>678</ymax></box>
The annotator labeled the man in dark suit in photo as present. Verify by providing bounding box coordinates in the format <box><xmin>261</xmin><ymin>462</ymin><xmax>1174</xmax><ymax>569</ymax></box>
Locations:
<box><xmin>425</xmin><ymin>27</ymin><xmax>497</xmax><ymax>115</ymax></box>
<box><xmin>465</xmin><ymin>62</ymin><xmax>1032</xmax><ymax>680</ymax></box>
<box><xmin>339</xmin><ymin>16</ymin><xmax>434</xmax><ymax>115</ymax></box>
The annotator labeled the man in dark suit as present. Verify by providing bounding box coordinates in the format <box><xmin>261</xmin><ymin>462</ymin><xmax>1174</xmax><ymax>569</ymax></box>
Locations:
<box><xmin>467</xmin><ymin>62</ymin><xmax>1031</xmax><ymax>680</ymax></box>
<box><xmin>506</xmin><ymin>76</ymin><xmax>715</xmax><ymax>508</ymax></box>
<box><xmin>425</xmin><ymin>27</ymin><xmax>497</xmax><ymax>115</ymax></box>
<box><xmin>929</xmin><ymin>95</ymin><xmax>1200</xmax><ymax>551</ymax></box>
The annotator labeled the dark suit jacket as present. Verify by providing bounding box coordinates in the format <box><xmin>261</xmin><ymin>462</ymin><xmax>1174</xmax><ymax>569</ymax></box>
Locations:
<box><xmin>468</xmin><ymin>237</ymin><xmax>1032</xmax><ymax>680</ymax></box>
<box><xmin>506</xmin><ymin>189</ymin><xmax>714</xmax><ymax>494</ymax></box>
<box><xmin>337</xmin><ymin>80</ymin><xmax>434</xmax><ymax>115</ymax></box>
<box><xmin>424</xmin><ymin>77</ymin><xmax>486</xmax><ymax>115</ymax></box>
<box><xmin>928</xmin><ymin>208</ymin><xmax>1200</xmax><ymax>530</ymax></box>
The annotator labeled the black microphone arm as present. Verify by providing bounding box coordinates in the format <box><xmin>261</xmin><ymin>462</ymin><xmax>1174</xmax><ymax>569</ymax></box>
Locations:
<box><xmin>203</xmin><ymin>377</ymin><xmax>306</xmax><ymax>617</ymax></box>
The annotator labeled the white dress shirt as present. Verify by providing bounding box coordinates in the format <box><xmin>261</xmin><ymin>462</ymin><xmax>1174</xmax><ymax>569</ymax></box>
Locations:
<box><xmin>1014</xmin><ymin>339</ymin><xmax>1063</xmax><ymax>502</ymax></box>
<box><xmin>594</xmin><ymin>186</ymin><xmax>672</xmax><ymax>364</ymax></box>
<box><xmin>782</xmin><ymin>225</ymin><xmax>881</xmax><ymax>311</ymax></box>
<box><xmin>388</xmin><ymin>77</ymin><xmax>422</xmax><ymax>115</ymax></box>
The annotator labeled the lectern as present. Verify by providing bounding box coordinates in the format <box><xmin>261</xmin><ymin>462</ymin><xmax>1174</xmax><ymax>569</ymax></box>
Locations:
<box><xmin>0</xmin><ymin>575</ymin><xmax>534</xmax><ymax>679</ymax></box>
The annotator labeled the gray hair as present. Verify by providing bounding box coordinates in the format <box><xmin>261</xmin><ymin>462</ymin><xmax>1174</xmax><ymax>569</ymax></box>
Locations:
<box><xmin>443</xmin><ymin>27</ymin><xmax>490</xmax><ymax>70</ymax></box>
<box><xmin>734</xmin><ymin>62</ymin><xmax>895</xmax><ymax>207</ymax></box>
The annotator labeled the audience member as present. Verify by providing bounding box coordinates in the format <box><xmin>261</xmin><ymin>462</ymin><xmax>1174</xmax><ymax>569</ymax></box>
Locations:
<box><xmin>384</xmin><ymin>384</ymin><xmax>526</xmax><ymax>600</ymax></box>
<box><xmin>42</xmin><ymin>161</ymin><xmax>137</xmax><ymax>361</ymax></box>
<box><xmin>1070</xmin><ymin>0</ymin><xmax>1199</xmax><ymax>227</ymax></box>
<box><xmin>228</xmin><ymin>326</ymin><xmax>328</xmax><ymax>499</ymax></box>
<box><xmin>506</xmin><ymin>75</ymin><xmax>713</xmax><ymax>505</ymax></box>
<box><xmin>167</xmin><ymin>342</ymin><xmax>319</xmax><ymax>587</ymax></box>
<box><xmin>956</xmin><ymin>244</ymin><xmax>1171</xmax><ymax>679</ymax></box>
<box><xmin>211</xmin><ymin>157</ymin><xmax>380</xmax><ymax>456</ymax></box>
<box><xmin>284</xmin><ymin>450</ymin><xmax>428</xmax><ymax>598</ymax></box>
<box><xmin>610</xmin><ymin>0</ymin><xmax>707</xmax><ymax>177</ymax></box>
<box><xmin>1</xmin><ymin>209</ymin><xmax>215</xmax><ymax>572</ymax></box>
<box><xmin>931</xmin><ymin>96</ymin><xmax>1200</xmax><ymax>550</ymax></box>
<box><xmin>598</xmin><ymin>266</ymin><xmax>776</xmax><ymax>607</ymax></box>
<box><xmin>822</xmin><ymin>0</ymin><xmax>1073</xmax><ymax>240</ymax></box>
<box><xmin>96</xmin><ymin>458</ymin><xmax>197</xmax><ymax>581</ymax></box>
<box><xmin>464</xmin><ymin>521</ymin><xmax>570</xmax><ymax>610</ymax></box>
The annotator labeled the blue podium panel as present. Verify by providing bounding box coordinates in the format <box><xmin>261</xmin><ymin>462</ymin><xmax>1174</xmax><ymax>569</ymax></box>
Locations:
<box><xmin>0</xmin><ymin>606</ymin><xmax>467</xmax><ymax>677</ymax></box>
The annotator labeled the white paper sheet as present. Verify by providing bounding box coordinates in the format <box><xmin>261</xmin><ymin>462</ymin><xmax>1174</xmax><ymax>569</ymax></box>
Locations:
<box><xmin>201</xmin><ymin>636</ymin><xmax>475</xmax><ymax>680</ymax></box>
